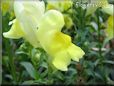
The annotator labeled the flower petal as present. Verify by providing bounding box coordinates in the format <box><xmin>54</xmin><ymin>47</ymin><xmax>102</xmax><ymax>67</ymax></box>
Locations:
<box><xmin>64</xmin><ymin>14</ymin><xmax>73</xmax><ymax>29</ymax></box>
<box><xmin>14</xmin><ymin>0</ymin><xmax>45</xmax><ymax>21</ymax></box>
<box><xmin>48</xmin><ymin>32</ymin><xmax>71</xmax><ymax>54</ymax></box>
<box><xmin>102</xmin><ymin>4</ymin><xmax>113</xmax><ymax>15</ymax></box>
<box><xmin>13</xmin><ymin>0</ymin><xmax>45</xmax><ymax>48</ymax></box>
<box><xmin>68</xmin><ymin>44</ymin><xmax>85</xmax><ymax>62</ymax></box>
<box><xmin>38</xmin><ymin>10</ymin><xmax>65</xmax><ymax>32</ymax></box>
<box><xmin>3</xmin><ymin>19</ymin><xmax>24</xmax><ymax>39</ymax></box>
<box><xmin>53</xmin><ymin>50</ymin><xmax>71</xmax><ymax>71</ymax></box>
<box><xmin>105</xmin><ymin>16</ymin><xmax>114</xmax><ymax>39</ymax></box>
<box><xmin>46</xmin><ymin>0</ymin><xmax>72</xmax><ymax>12</ymax></box>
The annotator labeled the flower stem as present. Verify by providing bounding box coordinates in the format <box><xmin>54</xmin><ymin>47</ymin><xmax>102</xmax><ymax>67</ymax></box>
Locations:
<box><xmin>7</xmin><ymin>43</ymin><xmax>17</xmax><ymax>83</ymax></box>
<box><xmin>97</xmin><ymin>9</ymin><xmax>102</xmax><ymax>58</ymax></box>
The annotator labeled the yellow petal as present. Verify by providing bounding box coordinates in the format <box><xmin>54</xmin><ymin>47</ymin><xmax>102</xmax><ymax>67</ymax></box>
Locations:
<box><xmin>68</xmin><ymin>44</ymin><xmax>85</xmax><ymax>62</ymax></box>
<box><xmin>62</xmin><ymin>0</ymin><xmax>73</xmax><ymax>11</ymax></box>
<box><xmin>37</xmin><ymin>10</ymin><xmax>65</xmax><ymax>33</ymax></box>
<box><xmin>53</xmin><ymin>50</ymin><xmax>71</xmax><ymax>71</ymax></box>
<box><xmin>46</xmin><ymin>1</ymin><xmax>60</xmax><ymax>10</ymax></box>
<box><xmin>13</xmin><ymin>0</ymin><xmax>45</xmax><ymax>48</ymax></box>
<box><xmin>102</xmin><ymin>4</ymin><xmax>114</xmax><ymax>15</ymax></box>
<box><xmin>1</xmin><ymin>0</ymin><xmax>14</xmax><ymax>15</ymax></box>
<box><xmin>46</xmin><ymin>0</ymin><xmax>72</xmax><ymax>12</ymax></box>
<box><xmin>105</xmin><ymin>16</ymin><xmax>114</xmax><ymax>39</ymax></box>
<box><xmin>48</xmin><ymin>32</ymin><xmax>71</xmax><ymax>55</ymax></box>
<box><xmin>3</xmin><ymin>19</ymin><xmax>24</xmax><ymax>39</ymax></box>
<box><xmin>14</xmin><ymin>0</ymin><xmax>45</xmax><ymax>20</ymax></box>
<box><xmin>64</xmin><ymin>14</ymin><xmax>73</xmax><ymax>29</ymax></box>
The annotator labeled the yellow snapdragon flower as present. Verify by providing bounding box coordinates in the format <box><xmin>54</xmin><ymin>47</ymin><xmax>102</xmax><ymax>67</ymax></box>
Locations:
<box><xmin>37</xmin><ymin>10</ymin><xmax>85</xmax><ymax>71</ymax></box>
<box><xmin>3</xmin><ymin>0</ymin><xmax>85</xmax><ymax>71</ymax></box>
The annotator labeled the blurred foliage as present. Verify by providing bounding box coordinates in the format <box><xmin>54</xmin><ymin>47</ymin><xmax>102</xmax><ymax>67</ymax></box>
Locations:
<box><xmin>2</xmin><ymin>0</ymin><xmax>114</xmax><ymax>85</ymax></box>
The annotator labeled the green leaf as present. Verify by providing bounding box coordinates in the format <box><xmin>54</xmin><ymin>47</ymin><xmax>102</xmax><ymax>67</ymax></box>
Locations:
<box><xmin>20</xmin><ymin>62</ymin><xmax>39</xmax><ymax>80</ymax></box>
<box><xmin>40</xmin><ymin>62</ymin><xmax>48</xmax><ymax>68</ymax></box>
<box><xmin>94</xmin><ymin>59</ymin><xmax>101</xmax><ymax>67</ymax></box>
<box><xmin>102</xmin><ymin>60</ymin><xmax>114</xmax><ymax>65</ymax></box>
<box><xmin>22</xmin><ymin>80</ymin><xmax>34</xmax><ymax>85</ymax></box>
<box><xmin>95</xmin><ymin>72</ymin><xmax>104</xmax><ymax>81</ymax></box>
<box><xmin>85</xmin><ymin>69</ymin><xmax>94</xmax><ymax>77</ymax></box>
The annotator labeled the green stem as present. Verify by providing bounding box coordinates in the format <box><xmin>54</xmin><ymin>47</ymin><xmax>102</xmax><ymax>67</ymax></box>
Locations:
<box><xmin>30</xmin><ymin>49</ymin><xmax>39</xmax><ymax>80</ymax></box>
<box><xmin>97</xmin><ymin>10</ymin><xmax>102</xmax><ymax>58</ymax></box>
<box><xmin>7</xmin><ymin>42</ymin><xmax>17</xmax><ymax>83</ymax></box>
